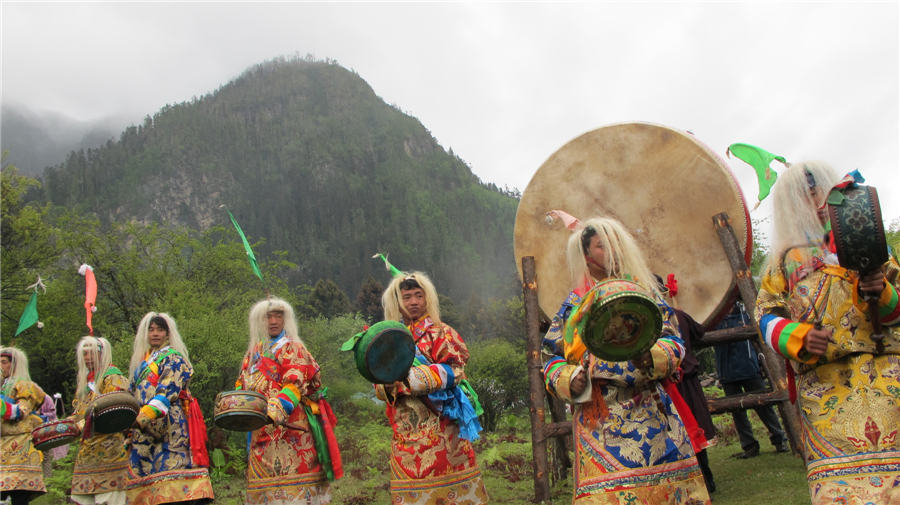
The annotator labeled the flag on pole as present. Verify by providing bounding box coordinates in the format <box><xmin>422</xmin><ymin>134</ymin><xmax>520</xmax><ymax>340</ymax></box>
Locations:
<box><xmin>372</xmin><ymin>253</ymin><xmax>403</xmax><ymax>278</ymax></box>
<box><xmin>726</xmin><ymin>143</ymin><xmax>788</xmax><ymax>209</ymax></box>
<box><xmin>15</xmin><ymin>291</ymin><xmax>39</xmax><ymax>336</ymax></box>
<box><xmin>226</xmin><ymin>209</ymin><xmax>264</xmax><ymax>282</ymax></box>
<box><xmin>79</xmin><ymin>264</ymin><xmax>98</xmax><ymax>335</ymax></box>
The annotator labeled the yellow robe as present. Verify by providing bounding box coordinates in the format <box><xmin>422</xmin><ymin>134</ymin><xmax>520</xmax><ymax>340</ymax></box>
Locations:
<box><xmin>70</xmin><ymin>368</ymin><xmax>131</xmax><ymax>503</ymax></box>
<box><xmin>1</xmin><ymin>379</ymin><xmax>47</xmax><ymax>497</ymax></box>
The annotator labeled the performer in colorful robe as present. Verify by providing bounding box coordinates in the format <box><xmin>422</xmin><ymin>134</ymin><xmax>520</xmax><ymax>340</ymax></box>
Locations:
<box><xmin>376</xmin><ymin>271</ymin><xmax>488</xmax><ymax>505</ymax></box>
<box><xmin>542</xmin><ymin>216</ymin><xmax>710</xmax><ymax>505</ymax></box>
<box><xmin>754</xmin><ymin>161</ymin><xmax>900</xmax><ymax>504</ymax></box>
<box><xmin>127</xmin><ymin>312</ymin><xmax>213</xmax><ymax>505</ymax></box>
<box><xmin>236</xmin><ymin>296</ymin><xmax>336</xmax><ymax>505</ymax></box>
<box><xmin>0</xmin><ymin>347</ymin><xmax>47</xmax><ymax>505</ymax></box>
<box><xmin>70</xmin><ymin>336</ymin><xmax>130</xmax><ymax>505</ymax></box>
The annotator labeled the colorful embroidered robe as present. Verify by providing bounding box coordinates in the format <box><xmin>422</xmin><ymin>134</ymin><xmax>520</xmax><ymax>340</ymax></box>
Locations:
<box><xmin>236</xmin><ymin>334</ymin><xmax>331</xmax><ymax>505</ymax></box>
<box><xmin>756</xmin><ymin>246</ymin><xmax>900</xmax><ymax>504</ymax></box>
<box><xmin>128</xmin><ymin>346</ymin><xmax>213</xmax><ymax>505</ymax></box>
<box><xmin>70</xmin><ymin>367</ymin><xmax>130</xmax><ymax>503</ymax></box>
<box><xmin>0</xmin><ymin>379</ymin><xmax>47</xmax><ymax>498</ymax></box>
<box><xmin>374</xmin><ymin>316</ymin><xmax>488</xmax><ymax>505</ymax></box>
<box><xmin>543</xmin><ymin>287</ymin><xmax>710</xmax><ymax>505</ymax></box>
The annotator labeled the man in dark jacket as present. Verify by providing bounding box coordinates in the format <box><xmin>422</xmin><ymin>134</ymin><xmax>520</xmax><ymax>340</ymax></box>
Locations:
<box><xmin>714</xmin><ymin>302</ymin><xmax>789</xmax><ymax>458</ymax></box>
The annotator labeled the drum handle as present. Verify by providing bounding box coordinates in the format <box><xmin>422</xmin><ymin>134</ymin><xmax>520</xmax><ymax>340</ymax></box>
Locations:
<box><xmin>864</xmin><ymin>293</ymin><xmax>885</xmax><ymax>353</ymax></box>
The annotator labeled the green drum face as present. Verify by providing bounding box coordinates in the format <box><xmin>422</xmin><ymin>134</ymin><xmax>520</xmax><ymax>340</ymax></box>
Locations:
<box><xmin>827</xmin><ymin>185</ymin><xmax>888</xmax><ymax>274</ymax></box>
<box><xmin>354</xmin><ymin>321</ymin><xmax>415</xmax><ymax>384</ymax></box>
<box><xmin>567</xmin><ymin>279</ymin><xmax>663</xmax><ymax>362</ymax></box>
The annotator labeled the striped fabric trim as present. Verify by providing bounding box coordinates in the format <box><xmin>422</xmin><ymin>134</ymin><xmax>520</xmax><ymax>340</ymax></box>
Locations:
<box><xmin>759</xmin><ymin>314</ymin><xmax>816</xmax><ymax>363</ymax></box>
<box><xmin>147</xmin><ymin>394</ymin><xmax>170</xmax><ymax>417</ymax></box>
<box><xmin>878</xmin><ymin>284</ymin><xmax>900</xmax><ymax>326</ymax></box>
<box><xmin>390</xmin><ymin>465</ymin><xmax>483</xmax><ymax>492</ymax></box>
<box><xmin>428</xmin><ymin>364</ymin><xmax>452</xmax><ymax>389</ymax></box>
<box><xmin>650</xmin><ymin>337</ymin><xmax>683</xmax><ymax>377</ymax></box>
<box><xmin>543</xmin><ymin>356</ymin><xmax>567</xmax><ymax>391</ymax></box>
<box><xmin>807</xmin><ymin>450</ymin><xmax>900</xmax><ymax>483</ymax></box>
<box><xmin>1</xmin><ymin>399</ymin><xmax>21</xmax><ymax>420</ymax></box>
<box><xmin>276</xmin><ymin>383</ymin><xmax>301</xmax><ymax>415</ymax></box>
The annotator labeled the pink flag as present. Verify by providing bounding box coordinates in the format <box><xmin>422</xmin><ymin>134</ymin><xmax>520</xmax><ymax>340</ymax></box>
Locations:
<box><xmin>545</xmin><ymin>209</ymin><xmax>581</xmax><ymax>231</ymax></box>
<box><xmin>78</xmin><ymin>264</ymin><xmax>97</xmax><ymax>335</ymax></box>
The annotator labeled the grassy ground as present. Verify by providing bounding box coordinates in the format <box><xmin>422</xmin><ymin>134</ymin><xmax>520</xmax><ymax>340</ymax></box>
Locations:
<box><xmin>33</xmin><ymin>409</ymin><xmax>811</xmax><ymax>504</ymax></box>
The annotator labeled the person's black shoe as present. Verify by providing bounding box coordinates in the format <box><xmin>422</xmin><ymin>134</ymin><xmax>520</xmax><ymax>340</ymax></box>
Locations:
<box><xmin>731</xmin><ymin>447</ymin><xmax>760</xmax><ymax>459</ymax></box>
<box><xmin>775</xmin><ymin>441</ymin><xmax>790</xmax><ymax>453</ymax></box>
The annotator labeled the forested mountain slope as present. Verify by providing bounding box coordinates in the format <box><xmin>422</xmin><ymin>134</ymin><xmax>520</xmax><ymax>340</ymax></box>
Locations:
<box><xmin>42</xmin><ymin>57</ymin><xmax>519</xmax><ymax>301</ymax></box>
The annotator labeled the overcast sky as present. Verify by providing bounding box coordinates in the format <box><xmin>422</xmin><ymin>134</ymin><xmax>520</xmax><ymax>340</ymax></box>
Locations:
<box><xmin>2</xmin><ymin>2</ymin><xmax>898</xmax><ymax>230</ymax></box>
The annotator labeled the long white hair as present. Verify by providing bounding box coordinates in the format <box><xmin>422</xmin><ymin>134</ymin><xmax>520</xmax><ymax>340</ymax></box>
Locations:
<box><xmin>382</xmin><ymin>271</ymin><xmax>442</xmax><ymax>325</ymax></box>
<box><xmin>0</xmin><ymin>346</ymin><xmax>31</xmax><ymax>383</ymax></box>
<box><xmin>129</xmin><ymin>312</ymin><xmax>192</xmax><ymax>380</ymax></box>
<box><xmin>566</xmin><ymin>216</ymin><xmax>662</xmax><ymax>299</ymax></box>
<box><xmin>768</xmin><ymin>160</ymin><xmax>840</xmax><ymax>267</ymax></box>
<box><xmin>76</xmin><ymin>336</ymin><xmax>113</xmax><ymax>402</ymax></box>
<box><xmin>246</xmin><ymin>297</ymin><xmax>301</xmax><ymax>357</ymax></box>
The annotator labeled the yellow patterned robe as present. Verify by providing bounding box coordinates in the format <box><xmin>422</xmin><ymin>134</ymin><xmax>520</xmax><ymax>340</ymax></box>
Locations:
<box><xmin>70</xmin><ymin>368</ymin><xmax>131</xmax><ymax>504</ymax></box>
<box><xmin>756</xmin><ymin>247</ymin><xmax>900</xmax><ymax>504</ymax></box>
<box><xmin>0</xmin><ymin>379</ymin><xmax>47</xmax><ymax>499</ymax></box>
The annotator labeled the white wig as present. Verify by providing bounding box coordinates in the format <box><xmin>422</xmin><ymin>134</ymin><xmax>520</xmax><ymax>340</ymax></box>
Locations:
<box><xmin>246</xmin><ymin>297</ymin><xmax>301</xmax><ymax>357</ymax></box>
<box><xmin>129</xmin><ymin>312</ymin><xmax>192</xmax><ymax>380</ymax></box>
<box><xmin>768</xmin><ymin>160</ymin><xmax>840</xmax><ymax>267</ymax></box>
<box><xmin>382</xmin><ymin>271</ymin><xmax>442</xmax><ymax>325</ymax></box>
<box><xmin>566</xmin><ymin>216</ymin><xmax>662</xmax><ymax>299</ymax></box>
<box><xmin>0</xmin><ymin>346</ymin><xmax>32</xmax><ymax>383</ymax></box>
<box><xmin>76</xmin><ymin>336</ymin><xmax>113</xmax><ymax>402</ymax></box>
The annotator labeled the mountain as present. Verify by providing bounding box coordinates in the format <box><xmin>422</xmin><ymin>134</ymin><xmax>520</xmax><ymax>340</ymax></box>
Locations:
<box><xmin>1</xmin><ymin>103</ymin><xmax>119</xmax><ymax>176</ymax></box>
<box><xmin>40</xmin><ymin>56</ymin><xmax>520</xmax><ymax>302</ymax></box>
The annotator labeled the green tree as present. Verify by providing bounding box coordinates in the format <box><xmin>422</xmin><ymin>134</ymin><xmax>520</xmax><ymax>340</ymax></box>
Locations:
<box><xmin>0</xmin><ymin>159</ymin><xmax>61</xmax><ymax>334</ymax></box>
<box><xmin>355</xmin><ymin>275</ymin><xmax>384</xmax><ymax>323</ymax></box>
<box><xmin>465</xmin><ymin>340</ymin><xmax>529</xmax><ymax>431</ymax></box>
<box><xmin>308</xmin><ymin>279</ymin><xmax>351</xmax><ymax>318</ymax></box>
<box><xmin>750</xmin><ymin>216</ymin><xmax>770</xmax><ymax>280</ymax></box>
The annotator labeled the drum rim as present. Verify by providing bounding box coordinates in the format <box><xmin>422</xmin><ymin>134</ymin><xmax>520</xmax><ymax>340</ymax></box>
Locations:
<box><xmin>570</xmin><ymin>281</ymin><xmax>663</xmax><ymax>362</ymax></box>
<box><xmin>358</xmin><ymin>327</ymin><xmax>415</xmax><ymax>384</ymax></box>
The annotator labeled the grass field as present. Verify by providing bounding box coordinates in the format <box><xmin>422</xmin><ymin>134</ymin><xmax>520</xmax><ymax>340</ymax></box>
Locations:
<box><xmin>33</xmin><ymin>408</ymin><xmax>811</xmax><ymax>504</ymax></box>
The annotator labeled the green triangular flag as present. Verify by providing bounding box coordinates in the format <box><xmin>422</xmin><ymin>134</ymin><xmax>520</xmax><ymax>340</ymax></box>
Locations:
<box><xmin>15</xmin><ymin>291</ymin><xmax>39</xmax><ymax>336</ymax></box>
<box><xmin>727</xmin><ymin>143</ymin><xmax>788</xmax><ymax>208</ymax></box>
<box><xmin>226</xmin><ymin>209</ymin><xmax>264</xmax><ymax>282</ymax></box>
<box><xmin>372</xmin><ymin>253</ymin><xmax>403</xmax><ymax>277</ymax></box>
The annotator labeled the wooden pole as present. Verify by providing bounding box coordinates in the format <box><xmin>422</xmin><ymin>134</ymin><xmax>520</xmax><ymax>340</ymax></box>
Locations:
<box><xmin>548</xmin><ymin>397</ymin><xmax>572</xmax><ymax>483</ymax></box>
<box><xmin>712</xmin><ymin>212</ymin><xmax>804</xmax><ymax>454</ymax></box>
<box><xmin>523</xmin><ymin>256</ymin><xmax>551</xmax><ymax>502</ymax></box>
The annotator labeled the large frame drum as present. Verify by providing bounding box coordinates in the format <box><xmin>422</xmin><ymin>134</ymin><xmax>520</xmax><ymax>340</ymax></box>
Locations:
<box><xmin>514</xmin><ymin>122</ymin><xmax>751</xmax><ymax>327</ymax></box>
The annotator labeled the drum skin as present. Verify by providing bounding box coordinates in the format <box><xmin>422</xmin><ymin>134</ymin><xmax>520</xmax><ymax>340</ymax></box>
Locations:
<box><xmin>827</xmin><ymin>185</ymin><xmax>888</xmax><ymax>274</ymax></box>
<box><xmin>214</xmin><ymin>390</ymin><xmax>268</xmax><ymax>432</ymax></box>
<box><xmin>514</xmin><ymin>122</ymin><xmax>751</xmax><ymax>327</ymax></box>
<box><xmin>353</xmin><ymin>321</ymin><xmax>415</xmax><ymax>384</ymax></box>
<box><xmin>32</xmin><ymin>418</ymin><xmax>80</xmax><ymax>451</ymax></box>
<box><xmin>565</xmin><ymin>279</ymin><xmax>663</xmax><ymax>362</ymax></box>
<box><xmin>91</xmin><ymin>390</ymin><xmax>140</xmax><ymax>434</ymax></box>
